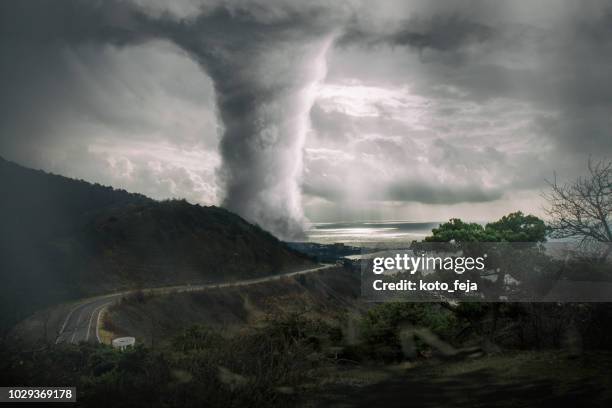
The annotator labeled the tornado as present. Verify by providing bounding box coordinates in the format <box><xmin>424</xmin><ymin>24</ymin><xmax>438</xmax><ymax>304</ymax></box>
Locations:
<box><xmin>151</xmin><ymin>8</ymin><xmax>336</xmax><ymax>239</ymax></box>
<box><xmin>213</xmin><ymin>39</ymin><xmax>331</xmax><ymax>240</ymax></box>
<box><xmin>3</xmin><ymin>0</ymin><xmax>340</xmax><ymax>239</ymax></box>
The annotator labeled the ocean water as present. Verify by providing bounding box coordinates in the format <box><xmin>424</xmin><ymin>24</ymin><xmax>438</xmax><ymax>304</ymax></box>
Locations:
<box><xmin>305</xmin><ymin>221</ymin><xmax>440</xmax><ymax>245</ymax></box>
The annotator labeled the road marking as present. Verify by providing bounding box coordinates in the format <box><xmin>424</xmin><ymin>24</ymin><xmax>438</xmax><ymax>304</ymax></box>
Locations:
<box><xmin>55</xmin><ymin>302</ymin><xmax>82</xmax><ymax>344</ymax></box>
<box><xmin>56</xmin><ymin>264</ymin><xmax>334</xmax><ymax>344</ymax></box>
<box><xmin>86</xmin><ymin>302</ymin><xmax>112</xmax><ymax>342</ymax></box>
<box><xmin>69</xmin><ymin>305</ymin><xmax>88</xmax><ymax>344</ymax></box>
<box><xmin>95</xmin><ymin>302</ymin><xmax>112</xmax><ymax>343</ymax></box>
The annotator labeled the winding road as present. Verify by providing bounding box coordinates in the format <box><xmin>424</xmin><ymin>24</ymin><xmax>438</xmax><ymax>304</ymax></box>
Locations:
<box><xmin>55</xmin><ymin>264</ymin><xmax>334</xmax><ymax>344</ymax></box>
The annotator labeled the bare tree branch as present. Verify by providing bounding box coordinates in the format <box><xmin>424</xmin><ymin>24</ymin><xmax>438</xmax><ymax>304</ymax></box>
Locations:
<box><xmin>544</xmin><ymin>158</ymin><xmax>612</xmax><ymax>257</ymax></box>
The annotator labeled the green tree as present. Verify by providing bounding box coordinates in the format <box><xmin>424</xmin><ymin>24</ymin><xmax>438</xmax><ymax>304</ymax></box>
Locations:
<box><xmin>423</xmin><ymin>212</ymin><xmax>549</xmax><ymax>304</ymax></box>
<box><xmin>424</xmin><ymin>218</ymin><xmax>491</xmax><ymax>242</ymax></box>
<box><xmin>425</xmin><ymin>212</ymin><xmax>546</xmax><ymax>243</ymax></box>
<box><xmin>486</xmin><ymin>212</ymin><xmax>547</xmax><ymax>243</ymax></box>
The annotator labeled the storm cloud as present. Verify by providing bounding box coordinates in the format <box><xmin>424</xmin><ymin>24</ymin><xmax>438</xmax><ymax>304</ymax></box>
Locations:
<box><xmin>1</xmin><ymin>0</ymin><xmax>344</xmax><ymax>239</ymax></box>
<box><xmin>146</xmin><ymin>6</ymin><xmax>340</xmax><ymax>239</ymax></box>
<box><xmin>339</xmin><ymin>14</ymin><xmax>493</xmax><ymax>53</ymax></box>
<box><xmin>1</xmin><ymin>0</ymin><xmax>612</xmax><ymax>232</ymax></box>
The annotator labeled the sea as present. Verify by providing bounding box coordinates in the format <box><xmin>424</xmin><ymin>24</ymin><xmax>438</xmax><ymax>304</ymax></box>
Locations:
<box><xmin>305</xmin><ymin>221</ymin><xmax>440</xmax><ymax>245</ymax></box>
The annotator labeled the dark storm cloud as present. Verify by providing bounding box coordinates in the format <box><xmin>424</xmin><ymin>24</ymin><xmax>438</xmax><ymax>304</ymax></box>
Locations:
<box><xmin>322</xmin><ymin>0</ymin><xmax>612</xmax><ymax>211</ymax></box>
<box><xmin>386</xmin><ymin>181</ymin><xmax>503</xmax><ymax>205</ymax></box>
<box><xmin>338</xmin><ymin>14</ymin><xmax>493</xmax><ymax>53</ymax></box>
<box><xmin>138</xmin><ymin>5</ymin><xmax>342</xmax><ymax>239</ymax></box>
<box><xmin>303</xmin><ymin>134</ymin><xmax>516</xmax><ymax>206</ymax></box>
<box><xmin>391</xmin><ymin>16</ymin><xmax>491</xmax><ymax>51</ymax></box>
<box><xmin>302</xmin><ymin>171</ymin><xmax>503</xmax><ymax>205</ymax></box>
<box><xmin>0</xmin><ymin>0</ymin><xmax>346</xmax><ymax>239</ymax></box>
<box><xmin>0</xmin><ymin>0</ymin><xmax>146</xmax><ymax>45</ymax></box>
<box><xmin>0</xmin><ymin>0</ymin><xmax>151</xmax><ymax>161</ymax></box>
<box><xmin>544</xmin><ymin>10</ymin><xmax>612</xmax><ymax>155</ymax></box>
<box><xmin>3</xmin><ymin>0</ymin><xmax>612</xmax><ymax>227</ymax></box>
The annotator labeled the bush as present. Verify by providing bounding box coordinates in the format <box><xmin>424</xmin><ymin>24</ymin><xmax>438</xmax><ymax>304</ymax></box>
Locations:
<box><xmin>359</xmin><ymin>303</ymin><xmax>458</xmax><ymax>361</ymax></box>
<box><xmin>1</xmin><ymin>312</ymin><xmax>344</xmax><ymax>408</ymax></box>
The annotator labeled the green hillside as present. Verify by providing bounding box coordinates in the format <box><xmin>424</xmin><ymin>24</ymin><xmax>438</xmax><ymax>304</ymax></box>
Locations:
<box><xmin>0</xmin><ymin>157</ymin><xmax>314</xmax><ymax>330</ymax></box>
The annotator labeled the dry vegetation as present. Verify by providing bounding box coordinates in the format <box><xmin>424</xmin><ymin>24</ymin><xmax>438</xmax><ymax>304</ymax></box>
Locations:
<box><xmin>103</xmin><ymin>266</ymin><xmax>361</xmax><ymax>345</ymax></box>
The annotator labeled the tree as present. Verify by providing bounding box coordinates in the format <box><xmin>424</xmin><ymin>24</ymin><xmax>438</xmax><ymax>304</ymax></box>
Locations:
<box><xmin>545</xmin><ymin>158</ymin><xmax>612</xmax><ymax>256</ymax></box>
<box><xmin>425</xmin><ymin>212</ymin><xmax>546</xmax><ymax>243</ymax></box>
<box><xmin>486</xmin><ymin>212</ymin><xmax>547</xmax><ymax>243</ymax></box>
<box><xmin>423</xmin><ymin>212</ymin><xmax>549</xmax><ymax>304</ymax></box>
<box><xmin>425</xmin><ymin>218</ymin><xmax>490</xmax><ymax>242</ymax></box>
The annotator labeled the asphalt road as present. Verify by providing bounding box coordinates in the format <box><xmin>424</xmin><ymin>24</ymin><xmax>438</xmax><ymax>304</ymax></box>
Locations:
<box><xmin>55</xmin><ymin>264</ymin><xmax>334</xmax><ymax>344</ymax></box>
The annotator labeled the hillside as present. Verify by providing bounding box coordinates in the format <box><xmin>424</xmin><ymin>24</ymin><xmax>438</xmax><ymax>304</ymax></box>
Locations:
<box><xmin>0</xmin><ymin>157</ymin><xmax>314</xmax><ymax>330</ymax></box>
<box><xmin>101</xmin><ymin>266</ymin><xmax>360</xmax><ymax>346</ymax></box>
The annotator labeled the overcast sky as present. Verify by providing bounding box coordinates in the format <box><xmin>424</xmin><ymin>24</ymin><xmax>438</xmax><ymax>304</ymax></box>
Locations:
<box><xmin>1</xmin><ymin>0</ymin><xmax>611</xmax><ymax>238</ymax></box>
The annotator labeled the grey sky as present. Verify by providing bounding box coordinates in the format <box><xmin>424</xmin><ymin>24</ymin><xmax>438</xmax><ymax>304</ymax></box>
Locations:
<box><xmin>1</xmin><ymin>0</ymin><xmax>611</xmax><ymax>237</ymax></box>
